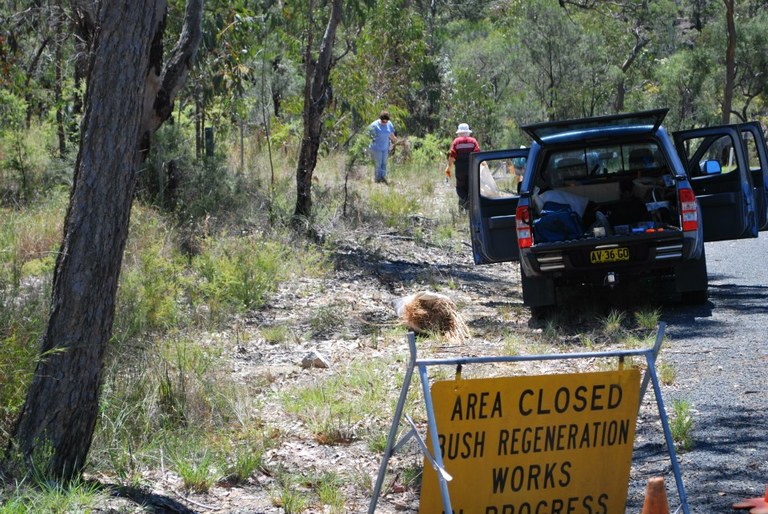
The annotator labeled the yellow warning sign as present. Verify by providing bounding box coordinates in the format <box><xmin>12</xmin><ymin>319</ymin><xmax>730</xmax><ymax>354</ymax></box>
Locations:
<box><xmin>419</xmin><ymin>369</ymin><xmax>641</xmax><ymax>514</ymax></box>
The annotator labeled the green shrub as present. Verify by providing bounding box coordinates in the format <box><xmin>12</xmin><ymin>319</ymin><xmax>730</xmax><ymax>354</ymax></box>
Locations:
<box><xmin>0</xmin><ymin>121</ymin><xmax>58</xmax><ymax>204</ymax></box>
<box><xmin>179</xmin><ymin>158</ymin><xmax>242</xmax><ymax>220</ymax></box>
<box><xmin>112</xmin><ymin>203</ymin><xmax>190</xmax><ymax>341</ymax></box>
<box><xmin>408</xmin><ymin>133</ymin><xmax>450</xmax><ymax>170</ymax></box>
<box><xmin>192</xmin><ymin>237</ymin><xmax>288</xmax><ymax>313</ymax></box>
<box><xmin>368</xmin><ymin>188</ymin><xmax>420</xmax><ymax>230</ymax></box>
<box><xmin>138</xmin><ymin>123</ymin><xmax>193</xmax><ymax>207</ymax></box>
<box><xmin>115</xmin><ymin>244</ymin><xmax>188</xmax><ymax>340</ymax></box>
<box><xmin>0</xmin><ymin>89</ymin><xmax>26</xmax><ymax>129</ymax></box>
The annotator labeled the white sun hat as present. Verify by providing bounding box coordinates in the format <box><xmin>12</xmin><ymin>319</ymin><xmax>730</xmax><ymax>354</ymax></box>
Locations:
<box><xmin>456</xmin><ymin>123</ymin><xmax>472</xmax><ymax>135</ymax></box>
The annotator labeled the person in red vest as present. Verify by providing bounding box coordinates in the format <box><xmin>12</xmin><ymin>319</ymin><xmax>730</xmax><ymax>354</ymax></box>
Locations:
<box><xmin>444</xmin><ymin>123</ymin><xmax>481</xmax><ymax>209</ymax></box>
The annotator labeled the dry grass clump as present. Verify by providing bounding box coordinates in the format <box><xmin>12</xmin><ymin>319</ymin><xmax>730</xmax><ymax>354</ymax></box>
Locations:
<box><xmin>394</xmin><ymin>291</ymin><xmax>470</xmax><ymax>343</ymax></box>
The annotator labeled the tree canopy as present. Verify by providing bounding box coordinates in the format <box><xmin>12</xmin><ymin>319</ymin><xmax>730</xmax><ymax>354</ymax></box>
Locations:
<box><xmin>3</xmin><ymin>0</ymin><xmax>767</xmax><ymax>171</ymax></box>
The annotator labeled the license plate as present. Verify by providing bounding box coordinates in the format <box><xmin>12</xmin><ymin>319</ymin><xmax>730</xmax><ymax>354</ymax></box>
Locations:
<box><xmin>590</xmin><ymin>247</ymin><xmax>630</xmax><ymax>264</ymax></box>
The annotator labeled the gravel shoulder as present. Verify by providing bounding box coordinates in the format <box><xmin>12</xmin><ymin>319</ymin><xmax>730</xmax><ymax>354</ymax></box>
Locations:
<box><xmin>626</xmin><ymin>237</ymin><xmax>768</xmax><ymax>513</ymax></box>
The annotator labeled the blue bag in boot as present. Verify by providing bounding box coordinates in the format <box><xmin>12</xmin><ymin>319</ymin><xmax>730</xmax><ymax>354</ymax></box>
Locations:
<box><xmin>533</xmin><ymin>202</ymin><xmax>584</xmax><ymax>243</ymax></box>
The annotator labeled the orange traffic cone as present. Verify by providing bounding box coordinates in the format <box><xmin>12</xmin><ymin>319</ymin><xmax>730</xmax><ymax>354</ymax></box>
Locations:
<box><xmin>641</xmin><ymin>476</ymin><xmax>670</xmax><ymax>514</ymax></box>
<box><xmin>733</xmin><ymin>483</ymin><xmax>768</xmax><ymax>514</ymax></box>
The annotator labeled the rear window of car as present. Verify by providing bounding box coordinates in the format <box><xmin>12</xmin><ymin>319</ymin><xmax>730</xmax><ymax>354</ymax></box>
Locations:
<box><xmin>541</xmin><ymin>142</ymin><xmax>666</xmax><ymax>187</ymax></box>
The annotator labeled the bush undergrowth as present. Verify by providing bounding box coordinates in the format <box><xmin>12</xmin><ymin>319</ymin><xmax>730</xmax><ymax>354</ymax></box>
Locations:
<box><xmin>0</xmin><ymin>130</ymin><xmax>476</xmax><ymax>508</ymax></box>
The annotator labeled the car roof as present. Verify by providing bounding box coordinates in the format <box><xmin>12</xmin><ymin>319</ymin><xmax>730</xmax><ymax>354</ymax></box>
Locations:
<box><xmin>522</xmin><ymin>108</ymin><xmax>669</xmax><ymax>145</ymax></box>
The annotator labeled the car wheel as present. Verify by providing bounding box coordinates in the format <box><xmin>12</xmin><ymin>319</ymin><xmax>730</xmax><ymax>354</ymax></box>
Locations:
<box><xmin>530</xmin><ymin>305</ymin><xmax>556</xmax><ymax>319</ymax></box>
<box><xmin>675</xmin><ymin>246</ymin><xmax>708</xmax><ymax>305</ymax></box>
<box><xmin>681</xmin><ymin>288</ymin><xmax>708</xmax><ymax>305</ymax></box>
<box><xmin>521</xmin><ymin>272</ymin><xmax>556</xmax><ymax>308</ymax></box>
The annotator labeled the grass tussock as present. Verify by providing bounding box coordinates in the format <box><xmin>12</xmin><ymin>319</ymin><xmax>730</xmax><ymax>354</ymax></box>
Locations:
<box><xmin>0</xmin><ymin>478</ymin><xmax>100</xmax><ymax>514</ymax></box>
<box><xmin>282</xmin><ymin>360</ymin><xmax>397</xmax><ymax>444</ymax></box>
<box><xmin>671</xmin><ymin>398</ymin><xmax>694</xmax><ymax>452</ymax></box>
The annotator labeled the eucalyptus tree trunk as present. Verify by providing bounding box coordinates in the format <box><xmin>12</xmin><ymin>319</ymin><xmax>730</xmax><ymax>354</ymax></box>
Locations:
<box><xmin>7</xmin><ymin>0</ymin><xmax>202</xmax><ymax>481</ymax></box>
<box><xmin>71</xmin><ymin>1</ymin><xmax>97</xmax><ymax>116</ymax></box>
<box><xmin>722</xmin><ymin>0</ymin><xmax>736</xmax><ymax>124</ymax></box>
<box><xmin>54</xmin><ymin>0</ymin><xmax>66</xmax><ymax>157</ymax></box>
<box><xmin>293</xmin><ymin>0</ymin><xmax>342</xmax><ymax>222</ymax></box>
<box><xmin>615</xmin><ymin>29</ymin><xmax>649</xmax><ymax>113</ymax></box>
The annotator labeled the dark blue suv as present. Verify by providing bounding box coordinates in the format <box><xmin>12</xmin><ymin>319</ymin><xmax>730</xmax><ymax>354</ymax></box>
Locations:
<box><xmin>468</xmin><ymin>109</ymin><xmax>768</xmax><ymax>309</ymax></box>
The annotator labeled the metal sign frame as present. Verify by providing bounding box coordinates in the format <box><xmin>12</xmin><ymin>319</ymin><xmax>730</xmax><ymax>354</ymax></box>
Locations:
<box><xmin>368</xmin><ymin>322</ymin><xmax>689</xmax><ymax>514</ymax></box>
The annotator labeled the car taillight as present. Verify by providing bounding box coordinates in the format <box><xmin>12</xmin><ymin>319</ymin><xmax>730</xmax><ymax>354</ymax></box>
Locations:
<box><xmin>516</xmin><ymin>205</ymin><xmax>532</xmax><ymax>248</ymax></box>
<box><xmin>679</xmin><ymin>187</ymin><xmax>698</xmax><ymax>232</ymax></box>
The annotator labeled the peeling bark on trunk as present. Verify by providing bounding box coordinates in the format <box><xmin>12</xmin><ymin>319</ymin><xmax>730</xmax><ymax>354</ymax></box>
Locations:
<box><xmin>7</xmin><ymin>0</ymin><xmax>201</xmax><ymax>481</ymax></box>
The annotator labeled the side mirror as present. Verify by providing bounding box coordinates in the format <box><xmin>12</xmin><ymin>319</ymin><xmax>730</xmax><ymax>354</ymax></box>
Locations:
<box><xmin>700</xmin><ymin>160</ymin><xmax>722</xmax><ymax>175</ymax></box>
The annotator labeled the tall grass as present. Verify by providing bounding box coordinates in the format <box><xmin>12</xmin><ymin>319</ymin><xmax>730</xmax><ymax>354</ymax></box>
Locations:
<box><xmin>308</xmin><ymin>146</ymin><xmax>459</xmax><ymax>237</ymax></box>
<box><xmin>113</xmin><ymin>203</ymin><xmax>331</xmax><ymax>341</ymax></box>
<box><xmin>0</xmin><ymin>192</ymin><xmax>65</xmax><ymax>288</ymax></box>
<box><xmin>1</xmin><ymin>156</ymin><xmax>332</xmax><ymax>499</ymax></box>
<box><xmin>367</xmin><ymin>189</ymin><xmax>421</xmax><ymax>230</ymax></box>
<box><xmin>92</xmin><ymin>329</ymin><xmax>270</xmax><ymax>468</ymax></box>
<box><xmin>0</xmin><ymin>192</ymin><xmax>66</xmax><ymax>451</ymax></box>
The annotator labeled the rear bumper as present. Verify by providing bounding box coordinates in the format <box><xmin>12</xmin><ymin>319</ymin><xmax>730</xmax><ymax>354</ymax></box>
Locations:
<box><xmin>520</xmin><ymin>231</ymin><xmax>700</xmax><ymax>283</ymax></box>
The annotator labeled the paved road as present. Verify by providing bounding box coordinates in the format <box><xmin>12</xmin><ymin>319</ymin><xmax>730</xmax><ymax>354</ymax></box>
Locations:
<box><xmin>628</xmin><ymin>235</ymin><xmax>768</xmax><ymax>512</ymax></box>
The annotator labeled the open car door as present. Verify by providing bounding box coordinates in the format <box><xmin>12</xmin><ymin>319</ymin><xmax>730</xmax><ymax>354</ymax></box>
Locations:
<box><xmin>468</xmin><ymin>148</ymin><xmax>529</xmax><ymax>264</ymax></box>
<box><xmin>739</xmin><ymin>122</ymin><xmax>768</xmax><ymax>231</ymax></box>
<box><xmin>673</xmin><ymin>125</ymin><xmax>758</xmax><ymax>242</ymax></box>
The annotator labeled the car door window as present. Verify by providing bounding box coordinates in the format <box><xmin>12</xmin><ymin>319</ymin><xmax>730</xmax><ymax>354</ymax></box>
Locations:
<box><xmin>740</xmin><ymin>124</ymin><xmax>768</xmax><ymax>230</ymax></box>
<box><xmin>469</xmin><ymin>149</ymin><xmax>527</xmax><ymax>265</ymax></box>
<box><xmin>478</xmin><ymin>157</ymin><xmax>523</xmax><ymax>199</ymax></box>
<box><xmin>681</xmin><ymin>134</ymin><xmax>740</xmax><ymax>178</ymax></box>
<box><xmin>742</xmin><ymin>131</ymin><xmax>762</xmax><ymax>171</ymax></box>
<box><xmin>674</xmin><ymin>126</ymin><xmax>757</xmax><ymax>241</ymax></box>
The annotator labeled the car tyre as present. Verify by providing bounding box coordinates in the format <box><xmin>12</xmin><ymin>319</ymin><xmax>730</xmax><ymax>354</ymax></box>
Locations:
<box><xmin>530</xmin><ymin>305</ymin><xmax>556</xmax><ymax>319</ymax></box>
<box><xmin>675</xmin><ymin>245</ymin><xmax>708</xmax><ymax>305</ymax></box>
<box><xmin>681</xmin><ymin>288</ymin><xmax>708</xmax><ymax>305</ymax></box>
